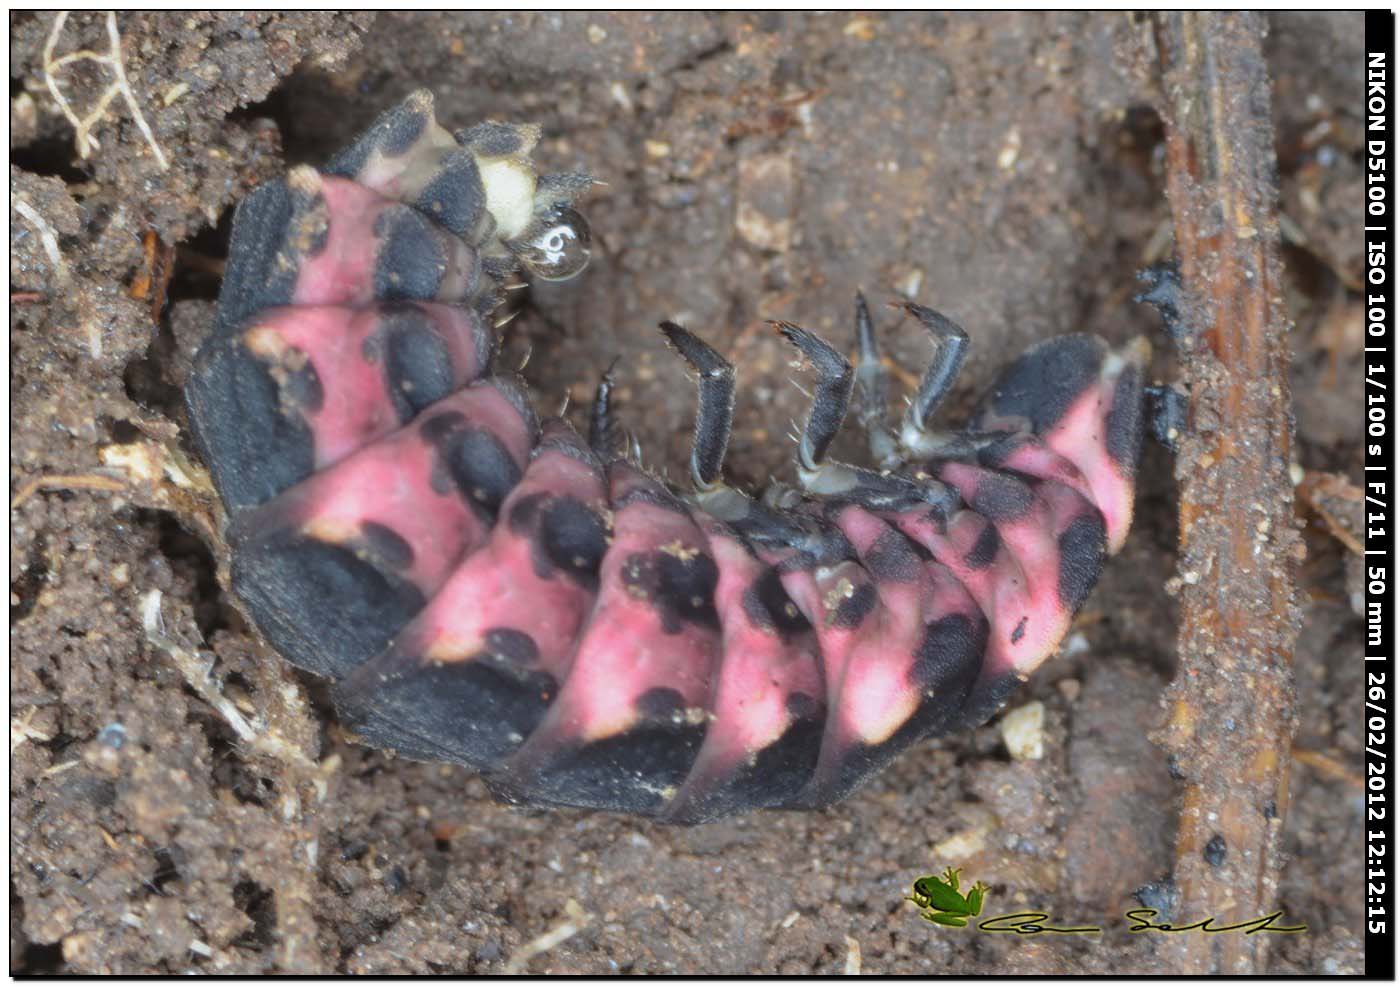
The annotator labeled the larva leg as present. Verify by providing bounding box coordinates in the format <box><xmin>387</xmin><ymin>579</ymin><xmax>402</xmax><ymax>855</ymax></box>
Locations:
<box><xmin>660</xmin><ymin>323</ymin><xmax>853</xmax><ymax>562</ymax></box>
<box><xmin>777</xmin><ymin>322</ymin><xmax>959</xmax><ymax>516</ymax></box>
<box><xmin>659</xmin><ymin>322</ymin><xmax>736</xmax><ymax>491</ymax></box>
<box><xmin>1133</xmin><ymin>261</ymin><xmax>1190</xmax><ymax>347</ymax></box>
<box><xmin>851</xmin><ymin>292</ymin><xmax>897</xmax><ymax>466</ymax></box>
<box><xmin>589</xmin><ymin>361</ymin><xmax>646</xmax><ymax>466</ymax></box>
<box><xmin>587</xmin><ymin>361</ymin><xmax>626</xmax><ymax>459</ymax></box>
<box><xmin>1146</xmin><ymin>383</ymin><xmax>1188</xmax><ymax>453</ymax></box>
<box><xmin>894</xmin><ymin>302</ymin><xmax>970</xmax><ymax>452</ymax></box>
<box><xmin>1135</xmin><ymin>262</ymin><xmax>1190</xmax><ymax>454</ymax></box>
<box><xmin>773</xmin><ymin>321</ymin><xmax>854</xmax><ymax>473</ymax></box>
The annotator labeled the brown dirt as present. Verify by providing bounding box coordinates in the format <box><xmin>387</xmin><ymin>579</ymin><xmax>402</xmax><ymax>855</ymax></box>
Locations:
<box><xmin>9</xmin><ymin>11</ymin><xmax>1365</xmax><ymax>974</ymax></box>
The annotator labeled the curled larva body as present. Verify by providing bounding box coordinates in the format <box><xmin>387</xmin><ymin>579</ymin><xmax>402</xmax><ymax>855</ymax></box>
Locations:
<box><xmin>186</xmin><ymin>89</ymin><xmax>1146</xmax><ymax>823</ymax></box>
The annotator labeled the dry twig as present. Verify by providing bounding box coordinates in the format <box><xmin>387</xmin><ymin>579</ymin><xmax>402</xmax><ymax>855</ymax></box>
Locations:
<box><xmin>1291</xmin><ymin>747</ymin><xmax>1364</xmax><ymax>790</ymax></box>
<box><xmin>10</xmin><ymin>472</ymin><xmax>126</xmax><ymax>510</ymax></box>
<box><xmin>1148</xmin><ymin>12</ymin><xmax>1303</xmax><ymax>974</ymax></box>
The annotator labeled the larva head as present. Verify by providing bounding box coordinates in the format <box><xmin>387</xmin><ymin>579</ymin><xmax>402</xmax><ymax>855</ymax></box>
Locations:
<box><xmin>457</xmin><ymin>123</ymin><xmax>593</xmax><ymax>282</ymax></box>
<box><xmin>326</xmin><ymin>89</ymin><xmax>593</xmax><ymax>284</ymax></box>
<box><xmin>507</xmin><ymin>201</ymin><xmax>592</xmax><ymax>282</ymax></box>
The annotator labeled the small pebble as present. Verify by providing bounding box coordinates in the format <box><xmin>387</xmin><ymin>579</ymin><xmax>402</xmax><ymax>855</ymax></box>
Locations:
<box><xmin>1000</xmin><ymin>701</ymin><xmax>1045</xmax><ymax>761</ymax></box>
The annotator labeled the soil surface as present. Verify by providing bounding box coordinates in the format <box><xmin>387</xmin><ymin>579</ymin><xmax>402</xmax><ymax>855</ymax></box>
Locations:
<box><xmin>10</xmin><ymin>11</ymin><xmax>1365</xmax><ymax>974</ymax></box>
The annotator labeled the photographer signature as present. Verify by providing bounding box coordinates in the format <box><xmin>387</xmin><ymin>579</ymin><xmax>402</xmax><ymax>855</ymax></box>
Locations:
<box><xmin>908</xmin><ymin>872</ymin><xmax>1306</xmax><ymax>937</ymax></box>
<box><xmin>974</xmin><ymin>909</ymin><xmax>1307</xmax><ymax>937</ymax></box>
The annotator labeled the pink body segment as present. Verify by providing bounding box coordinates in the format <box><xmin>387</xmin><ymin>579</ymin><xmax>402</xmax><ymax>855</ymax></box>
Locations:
<box><xmin>391</xmin><ymin>421</ymin><xmax>608</xmax><ymax>682</ymax></box>
<box><xmin>496</xmin><ymin>465</ymin><xmax>723</xmax><ymax>810</ymax></box>
<box><xmin>284</xmin><ymin>171</ymin><xmax>482</xmax><ymax>309</ymax></box>
<box><xmin>238</xmin><ymin>380</ymin><xmax>531</xmax><ymax>595</ymax></box>
<box><xmin>526</xmin><ymin>466</ymin><xmax>719</xmax><ymax>747</ymax></box>
<box><xmin>818</xmin><ymin>510</ymin><xmax>930</xmax><ymax>748</ymax></box>
<box><xmin>239</xmin><ymin>302</ymin><xmax>490</xmax><ymax>473</ymax></box>
<box><xmin>663</xmin><ymin>516</ymin><xmax>826</xmax><ymax>817</ymax></box>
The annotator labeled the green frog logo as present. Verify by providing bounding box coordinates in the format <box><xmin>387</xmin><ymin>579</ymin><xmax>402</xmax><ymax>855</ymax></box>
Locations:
<box><xmin>907</xmin><ymin>867</ymin><xmax>991</xmax><ymax>928</ymax></box>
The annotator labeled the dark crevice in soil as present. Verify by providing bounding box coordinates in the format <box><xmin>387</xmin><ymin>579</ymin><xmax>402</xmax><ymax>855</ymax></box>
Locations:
<box><xmin>1282</xmin><ymin>240</ymin><xmax>1338</xmax><ymax>298</ymax></box>
<box><xmin>146</xmin><ymin>846</ymin><xmax>183</xmax><ymax>897</ymax></box>
<box><xmin>247</xmin><ymin>69</ymin><xmax>373</xmax><ymax>165</ymax></box>
<box><xmin>40</xmin><ymin>724</ymin><xmax>79</xmax><ymax>758</ymax></box>
<box><xmin>10</xmin><ymin>536</ymin><xmax>49</xmax><ymax>624</ymax></box>
<box><xmin>122</xmin><ymin>320</ymin><xmax>185</xmax><ymax>418</ymax></box>
<box><xmin>102</xmin><ymin>416</ymin><xmax>144</xmax><ymax>444</ymax></box>
<box><xmin>19</xmin><ymin>940</ymin><xmax>66</xmax><ymax>974</ymax></box>
<box><xmin>227</xmin><ymin>83</ymin><xmax>294</xmax><ymax>130</ymax></box>
<box><xmin>168</xmin><ymin>205</ymin><xmax>237</xmax><ymax>305</ymax></box>
<box><xmin>190</xmin><ymin>706</ymin><xmax>270</xmax><ymax>807</ymax></box>
<box><xmin>676</xmin><ymin>38</ymin><xmax>733</xmax><ymax>73</ymax></box>
<box><xmin>231</xmin><ymin>879</ymin><xmax>277</xmax><ymax>948</ymax></box>
<box><xmin>148</xmin><ymin>510</ymin><xmax>226</xmax><ymax>638</ymax></box>
<box><xmin>339</xmin><ymin>840</ymin><xmax>370</xmax><ymax>862</ymax></box>
<box><xmin>1118</xmin><ymin>104</ymin><xmax>1168</xmax><ymax>158</ymax></box>
<box><xmin>9</xmin><ymin>133</ymin><xmax>91</xmax><ymax>184</ymax></box>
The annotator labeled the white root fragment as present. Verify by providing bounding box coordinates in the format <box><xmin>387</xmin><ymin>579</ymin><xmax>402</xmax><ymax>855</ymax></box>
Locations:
<box><xmin>11</xmin><ymin>707</ymin><xmax>53</xmax><ymax>753</ymax></box>
<box><xmin>503</xmin><ymin>899</ymin><xmax>591</xmax><ymax>974</ymax></box>
<box><xmin>42</xmin><ymin>11</ymin><xmax>169</xmax><ymax>170</ymax></box>
<box><xmin>140</xmin><ymin>588</ymin><xmax>318</xmax><ymax>772</ymax></box>
<box><xmin>13</xmin><ymin>198</ymin><xmax>70</xmax><ymax>286</ymax></box>
<box><xmin>844</xmin><ymin>935</ymin><xmax>862</xmax><ymax>975</ymax></box>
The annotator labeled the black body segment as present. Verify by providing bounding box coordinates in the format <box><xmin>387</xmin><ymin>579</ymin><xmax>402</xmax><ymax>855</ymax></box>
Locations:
<box><xmin>186</xmin><ymin>336</ymin><xmax>318</xmax><ymax>511</ymax></box>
